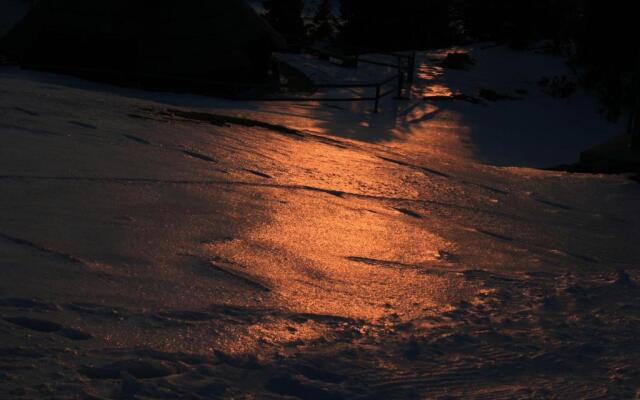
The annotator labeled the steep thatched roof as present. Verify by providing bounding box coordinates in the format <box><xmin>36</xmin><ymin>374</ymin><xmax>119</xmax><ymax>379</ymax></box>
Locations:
<box><xmin>1</xmin><ymin>0</ymin><xmax>286</xmax><ymax>83</ymax></box>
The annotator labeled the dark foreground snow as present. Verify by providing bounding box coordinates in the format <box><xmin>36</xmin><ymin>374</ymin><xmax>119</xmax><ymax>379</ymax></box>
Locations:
<box><xmin>1</xmin><ymin>46</ymin><xmax>639</xmax><ymax>399</ymax></box>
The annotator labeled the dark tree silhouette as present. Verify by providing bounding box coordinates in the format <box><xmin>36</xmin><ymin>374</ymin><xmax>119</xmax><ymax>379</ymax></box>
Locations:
<box><xmin>338</xmin><ymin>0</ymin><xmax>454</xmax><ymax>50</ymax></box>
<box><xmin>569</xmin><ymin>0</ymin><xmax>638</xmax><ymax>119</ymax></box>
<box><xmin>333</xmin><ymin>0</ymin><xmax>638</xmax><ymax>118</ymax></box>
<box><xmin>262</xmin><ymin>0</ymin><xmax>306</xmax><ymax>46</ymax></box>
<box><xmin>458</xmin><ymin>0</ymin><xmax>556</xmax><ymax>48</ymax></box>
<box><xmin>310</xmin><ymin>0</ymin><xmax>334</xmax><ymax>43</ymax></box>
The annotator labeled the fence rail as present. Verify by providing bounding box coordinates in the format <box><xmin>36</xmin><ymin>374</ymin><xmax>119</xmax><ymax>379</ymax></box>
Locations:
<box><xmin>264</xmin><ymin>48</ymin><xmax>416</xmax><ymax>113</ymax></box>
<box><xmin>266</xmin><ymin>72</ymin><xmax>400</xmax><ymax>113</ymax></box>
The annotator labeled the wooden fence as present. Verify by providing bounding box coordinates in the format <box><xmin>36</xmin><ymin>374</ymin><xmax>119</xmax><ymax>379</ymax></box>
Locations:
<box><xmin>265</xmin><ymin>73</ymin><xmax>401</xmax><ymax>113</ymax></box>
<box><xmin>263</xmin><ymin>47</ymin><xmax>415</xmax><ymax>113</ymax></box>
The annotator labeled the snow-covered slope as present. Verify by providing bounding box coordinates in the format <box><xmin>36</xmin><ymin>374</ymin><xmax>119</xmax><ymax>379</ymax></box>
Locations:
<box><xmin>277</xmin><ymin>44</ymin><xmax>624</xmax><ymax>167</ymax></box>
<box><xmin>1</xmin><ymin>46</ymin><xmax>639</xmax><ymax>399</ymax></box>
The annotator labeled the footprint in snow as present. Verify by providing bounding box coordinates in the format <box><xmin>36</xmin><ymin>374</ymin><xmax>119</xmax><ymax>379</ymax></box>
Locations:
<box><xmin>3</xmin><ymin>316</ymin><xmax>93</xmax><ymax>340</ymax></box>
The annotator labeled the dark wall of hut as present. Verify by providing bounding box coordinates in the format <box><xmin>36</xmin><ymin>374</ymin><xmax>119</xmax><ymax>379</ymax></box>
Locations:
<box><xmin>1</xmin><ymin>0</ymin><xmax>284</xmax><ymax>86</ymax></box>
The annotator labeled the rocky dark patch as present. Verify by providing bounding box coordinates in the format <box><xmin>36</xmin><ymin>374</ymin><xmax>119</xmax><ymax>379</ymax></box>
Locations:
<box><xmin>195</xmin><ymin>382</ymin><xmax>228</xmax><ymax>397</ymax></box>
<box><xmin>243</xmin><ymin>168</ymin><xmax>272</xmax><ymax>179</ymax></box>
<box><xmin>155</xmin><ymin>310</ymin><xmax>217</xmax><ymax>322</ymax></box>
<box><xmin>214</xmin><ymin>350</ymin><xmax>261</xmax><ymax>369</ymax></box>
<box><xmin>80</xmin><ymin>360</ymin><xmax>175</xmax><ymax>380</ymax></box>
<box><xmin>208</xmin><ymin>262</ymin><xmax>271</xmax><ymax>292</ymax></box>
<box><xmin>127</xmin><ymin>113</ymin><xmax>155</xmax><ymax>121</ymax></box>
<box><xmin>478</xmin><ymin>88</ymin><xmax>520</xmax><ymax>101</ymax></box>
<box><xmin>68</xmin><ymin>121</ymin><xmax>97</xmax><ymax>129</ymax></box>
<box><xmin>535</xmin><ymin>198</ymin><xmax>573</xmax><ymax>210</ymax></box>
<box><xmin>3</xmin><ymin>316</ymin><xmax>93</xmax><ymax>340</ymax></box>
<box><xmin>0</xmin><ymin>347</ymin><xmax>50</xmax><ymax>359</ymax></box>
<box><xmin>293</xmin><ymin>364</ymin><xmax>346</xmax><ymax>384</ymax></box>
<box><xmin>264</xmin><ymin>375</ymin><xmax>345</xmax><ymax>400</ymax></box>
<box><xmin>0</xmin><ymin>123</ymin><xmax>62</xmax><ymax>137</ymax></box>
<box><xmin>304</xmin><ymin>132</ymin><xmax>351</xmax><ymax>149</ymax></box>
<box><xmin>378</xmin><ymin>156</ymin><xmax>450</xmax><ymax>178</ymax></box>
<box><xmin>463</xmin><ymin>181</ymin><xmax>509</xmax><ymax>195</ymax></box>
<box><xmin>404</xmin><ymin>338</ymin><xmax>421</xmax><ymax>361</ymax></box>
<box><xmin>0</xmin><ymin>233</ymin><xmax>85</xmax><ymax>265</ymax></box>
<box><xmin>156</xmin><ymin>108</ymin><xmax>306</xmax><ymax>138</ymax></box>
<box><xmin>474</xmin><ymin>229</ymin><xmax>514</xmax><ymax>241</ymax></box>
<box><xmin>58</xmin><ymin>328</ymin><xmax>93</xmax><ymax>340</ymax></box>
<box><xmin>344</xmin><ymin>257</ymin><xmax>444</xmax><ymax>275</ymax></box>
<box><xmin>3</xmin><ymin>317</ymin><xmax>63</xmax><ymax>333</ymax></box>
<box><xmin>440</xmin><ymin>52</ymin><xmax>475</xmax><ymax>69</ymax></box>
<box><xmin>182</xmin><ymin>150</ymin><xmax>217</xmax><ymax>163</ymax></box>
<box><xmin>122</xmin><ymin>134</ymin><xmax>150</xmax><ymax>145</ymax></box>
<box><xmin>125</xmin><ymin>349</ymin><xmax>210</xmax><ymax>366</ymax></box>
<box><xmin>436</xmin><ymin>250</ymin><xmax>458</xmax><ymax>262</ymax></box>
<box><xmin>13</xmin><ymin>107</ymin><xmax>39</xmax><ymax>116</ymax></box>
<box><xmin>0</xmin><ymin>298</ymin><xmax>59</xmax><ymax>311</ymax></box>
<box><xmin>393</xmin><ymin>207</ymin><xmax>422</xmax><ymax>219</ymax></box>
<box><xmin>65</xmin><ymin>302</ymin><xmax>126</xmax><ymax>318</ymax></box>
<box><xmin>325</xmin><ymin>190</ymin><xmax>344</xmax><ymax>198</ymax></box>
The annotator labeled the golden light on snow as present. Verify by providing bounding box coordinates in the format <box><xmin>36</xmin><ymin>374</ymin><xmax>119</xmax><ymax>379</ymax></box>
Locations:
<box><xmin>414</xmin><ymin>62</ymin><xmax>454</xmax><ymax>98</ymax></box>
<box><xmin>200</xmin><ymin>132</ymin><xmax>475</xmax><ymax>326</ymax></box>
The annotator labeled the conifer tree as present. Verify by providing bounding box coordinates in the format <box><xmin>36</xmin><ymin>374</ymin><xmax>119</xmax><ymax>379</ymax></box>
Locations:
<box><xmin>262</xmin><ymin>0</ymin><xmax>306</xmax><ymax>46</ymax></box>
<box><xmin>311</xmin><ymin>0</ymin><xmax>334</xmax><ymax>42</ymax></box>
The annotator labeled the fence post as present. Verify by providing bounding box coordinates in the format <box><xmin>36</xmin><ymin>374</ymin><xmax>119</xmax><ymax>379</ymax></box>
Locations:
<box><xmin>631</xmin><ymin>110</ymin><xmax>639</xmax><ymax>150</ymax></box>
<box><xmin>397</xmin><ymin>55</ymin><xmax>405</xmax><ymax>99</ymax></box>
<box><xmin>631</xmin><ymin>50</ymin><xmax>640</xmax><ymax>150</ymax></box>
<box><xmin>374</xmin><ymin>84</ymin><xmax>380</xmax><ymax>113</ymax></box>
<box><xmin>407</xmin><ymin>51</ymin><xmax>416</xmax><ymax>84</ymax></box>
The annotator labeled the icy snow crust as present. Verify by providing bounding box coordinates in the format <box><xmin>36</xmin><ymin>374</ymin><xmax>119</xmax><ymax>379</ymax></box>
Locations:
<box><xmin>1</xmin><ymin>46</ymin><xmax>639</xmax><ymax>399</ymax></box>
